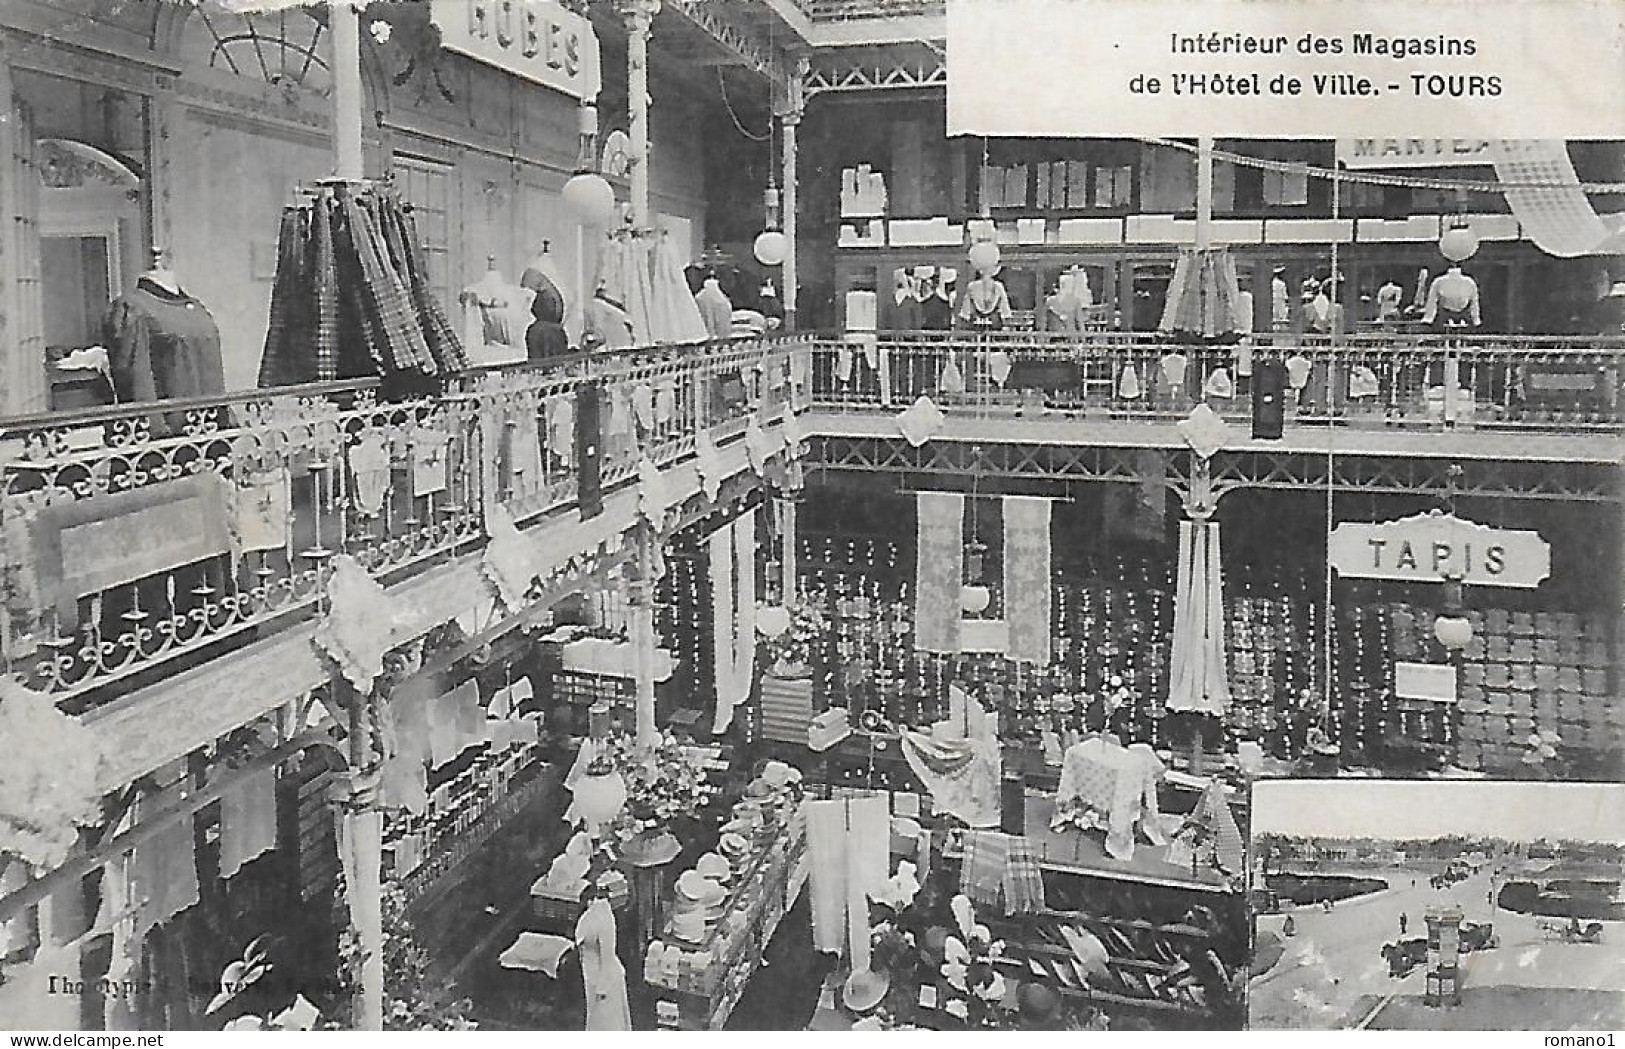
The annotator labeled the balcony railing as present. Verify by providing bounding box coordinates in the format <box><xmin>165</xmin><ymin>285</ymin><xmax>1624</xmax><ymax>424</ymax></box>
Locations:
<box><xmin>809</xmin><ymin>331</ymin><xmax>1625</xmax><ymax>432</ymax></box>
<box><xmin>0</xmin><ymin>335</ymin><xmax>811</xmax><ymax>712</ymax></box>
<box><xmin>801</xmin><ymin>0</ymin><xmax>943</xmax><ymax>20</ymax></box>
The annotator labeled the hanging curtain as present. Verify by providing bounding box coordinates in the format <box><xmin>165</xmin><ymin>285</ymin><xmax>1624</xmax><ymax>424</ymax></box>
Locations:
<box><xmin>649</xmin><ymin>232</ymin><xmax>709</xmax><ymax>344</ymax></box>
<box><xmin>1166</xmin><ymin>519</ymin><xmax>1231</xmax><ymax>716</ymax></box>
<box><xmin>1003</xmin><ymin>496</ymin><xmax>1052</xmax><ymax>664</ymax></box>
<box><xmin>804</xmin><ymin>797</ymin><xmax>888</xmax><ymax>958</ymax></box>
<box><xmin>1491</xmin><ymin>140</ymin><xmax>1625</xmax><ymax>257</ymax></box>
<box><xmin>710</xmin><ymin>510</ymin><xmax>757</xmax><ymax>734</ymax></box>
<box><xmin>258</xmin><ymin>185</ymin><xmax>466</xmax><ymax>388</ymax></box>
<box><xmin>914</xmin><ymin>493</ymin><xmax>964</xmax><ymax>653</ymax></box>
<box><xmin>1158</xmin><ymin>247</ymin><xmax>1244</xmax><ymax>340</ymax></box>
<box><xmin>1</xmin><ymin>90</ymin><xmax>48</xmax><ymax>415</ymax></box>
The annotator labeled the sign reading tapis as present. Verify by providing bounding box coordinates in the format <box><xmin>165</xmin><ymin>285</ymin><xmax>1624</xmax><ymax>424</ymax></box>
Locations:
<box><xmin>1327</xmin><ymin>511</ymin><xmax>1551</xmax><ymax>589</ymax></box>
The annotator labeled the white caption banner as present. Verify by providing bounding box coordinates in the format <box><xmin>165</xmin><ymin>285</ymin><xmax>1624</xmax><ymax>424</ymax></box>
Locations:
<box><xmin>947</xmin><ymin>0</ymin><xmax>1625</xmax><ymax>139</ymax></box>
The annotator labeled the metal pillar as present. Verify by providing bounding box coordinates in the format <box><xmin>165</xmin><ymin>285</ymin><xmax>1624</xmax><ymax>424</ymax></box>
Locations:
<box><xmin>343</xmin><ymin>688</ymin><xmax>384</xmax><ymax>1032</ymax></box>
<box><xmin>630</xmin><ymin>525</ymin><xmax>663</xmax><ymax>752</ymax></box>
<box><xmin>619</xmin><ymin>0</ymin><xmax>661</xmax><ymax>231</ymax></box>
<box><xmin>330</xmin><ymin>1</ymin><xmax>365</xmax><ymax>181</ymax></box>
<box><xmin>779</xmin><ymin>60</ymin><xmax>806</xmax><ymax>327</ymax></box>
<box><xmin>1195</xmin><ymin>136</ymin><xmax>1214</xmax><ymax>250</ymax></box>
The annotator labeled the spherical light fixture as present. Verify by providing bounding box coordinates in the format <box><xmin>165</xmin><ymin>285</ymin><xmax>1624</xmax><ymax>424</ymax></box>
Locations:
<box><xmin>968</xmin><ymin>239</ymin><xmax>1001</xmax><ymax>276</ymax></box>
<box><xmin>1433</xmin><ymin>613</ymin><xmax>1473</xmax><ymax>652</ymax></box>
<box><xmin>1439</xmin><ymin>223</ymin><xmax>1479</xmax><ymax>263</ymax></box>
<box><xmin>756</xmin><ymin>604</ymin><xmax>791</xmax><ymax>638</ymax></box>
<box><xmin>753</xmin><ymin>229</ymin><xmax>788</xmax><ymax>267</ymax></box>
<box><xmin>563</xmin><ymin>171</ymin><xmax>617</xmax><ymax>228</ymax></box>
<box><xmin>959</xmin><ymin>584</ymin><xmax>991</xmax><ymax>614</ymax></box>
<box><xmin>570</xmin><ymin>765</ymin><xmax>627</xmax><ymax>826</ymax></box>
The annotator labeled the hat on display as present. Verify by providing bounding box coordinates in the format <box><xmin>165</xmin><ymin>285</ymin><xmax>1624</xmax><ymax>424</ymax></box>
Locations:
<box><xmin>676</xmin><ymin>870</ymin><xmax>715</xmax><ymax>901</ymax></box>
<box><xmin>696</xmin><ymin>852</ymin><xmax>732</xmax><ymax>882</ymax></box>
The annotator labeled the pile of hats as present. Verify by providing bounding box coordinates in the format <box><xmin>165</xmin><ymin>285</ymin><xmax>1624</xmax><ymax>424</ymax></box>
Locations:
<box><xmin>668</xmin><ymin>854</ymin><xmax>732</xmax><ymax>944</ymax></box>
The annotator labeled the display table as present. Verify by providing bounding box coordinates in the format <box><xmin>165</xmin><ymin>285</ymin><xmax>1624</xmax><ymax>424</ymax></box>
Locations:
<box><xmin>642</xmin><ymin>802</ymin><xmax>809</xmax><ymax>1029</ymax></box>
<box><xmin>558</xmin><ymin>635</ymin><xmax>675</xmax><ymax>681</ymax></box>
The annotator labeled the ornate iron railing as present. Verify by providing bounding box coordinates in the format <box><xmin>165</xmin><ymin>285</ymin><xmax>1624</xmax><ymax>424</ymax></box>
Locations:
<box><xmin>0</xmin><ymin>335</ymin><xmax>811</xmax><ymax>711</ymax></box>
<box><xmin>808</xmin><ymin>331</ymin><xmax>1625</xmax><ymax>431</ymax></box>
<box><xmin>800</xmin><ymin>0</ymin><xmax>943</xmax><ymax>21</ymax></box>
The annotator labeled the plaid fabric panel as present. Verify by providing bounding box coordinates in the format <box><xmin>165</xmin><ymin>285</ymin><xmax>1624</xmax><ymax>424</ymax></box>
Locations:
<box><xmin>343</xmin><ymin>194</ymin><xmax>434</xmax><ymax>375</ymax></box>
<box><xmin>258</xmin><ymin>206</ymin><xmax>309</xmax><ymax>387</ymax></box>
<box><xmin>1002</xmin><ymin>836</ymin><xmax>1046</xmax><ymax>915</ymax></box>
<box><xmin>958</xmin><ymin>830</ymin><xmax>1008</xmax><ymax>907</ymax></box>
<box><xmin>313</xmin><ymin>192</ymin><xmax>342</xmax><ymax>381</ymax></box>
<box><xmin>387</xmin><ymin>201</ymin><xmax>466</xmax><ymax>373</ymax></box>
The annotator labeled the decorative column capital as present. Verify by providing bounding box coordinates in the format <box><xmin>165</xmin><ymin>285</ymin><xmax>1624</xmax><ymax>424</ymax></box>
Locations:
<box><xmin>616</xmin><ymin>0</ymin><xmax>661</xmax><ymax>32</ymax></box>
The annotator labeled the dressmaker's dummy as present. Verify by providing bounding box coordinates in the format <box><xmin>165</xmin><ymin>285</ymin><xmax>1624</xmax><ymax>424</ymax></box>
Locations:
<box><xmin>958</xmin><ymin>269</ymin><xmax>1012</xmax><ymax>332</ymax></box>
<box><xmin>521</xmin><ymin>240</ymin><xmax>572</xmax><ymax>358</ymax></box>
<box><xmin>888</xmin><ymin>268</ymin><xmax>921</xmax><ymax>331</ymax></box>
<box><xmin>920</xmin><ymin>267</ymin><xmax>954</xmax><ymax>330</ymax></box>
<box><xmin>1041</xmin><ymin>272</ymin><xmax>1085</xmax><ymax>334</ymax></box>
<box><xmin>1376</xmin><ymin>280</ymin><xmax>1404</xmax><ymax>323</ymax></box>
<box><xmin>1270</xmin><ymin>267</ymin><xmax>1290</xmax><ymax>330</ymax></box>
<box><xmin>758</xmin><ymin>281</ymin><xmax>785</xmax><ymax>330</ymax></box>
<box><xmin>694</xmin><ymin>275</ymin><xmax>733</xmax><ymax>339</ymax></box>
<box><xmin>574</xmin><ymin>887</ymin><xmax>631</xmax><ymax>1031</ymax></box>
<box><xmin>1422</xmin><ymin>265</ymin><xmax>1481</xmax><ymax>330</ymax></box>
<box><xmin>104</xmin><ymin>247</ymin><xmax>225</xmax><ymax>404</ymax></box>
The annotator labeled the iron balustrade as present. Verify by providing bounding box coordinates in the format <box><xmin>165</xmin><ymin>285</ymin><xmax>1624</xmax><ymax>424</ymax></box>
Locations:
<box><xmin>807</xmin><ymin>330</ymin><xmax>1625</xmax><ymax>432</ymax></box>
<box><xmin>0</xmin><ymin>335</ymin><xmax>812</xmax><ymax>711</ymax></box>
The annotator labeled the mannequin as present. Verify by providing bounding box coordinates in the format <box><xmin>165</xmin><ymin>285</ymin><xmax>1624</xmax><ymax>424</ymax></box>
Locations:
<box><xmin>921</xmin><ymin>267</ymin><xmax>955</xmax><ymax>330</ymax></box>
<box><xmin>1375</xmin><ymin>279</ymin><xmax>1404</xmax><ymax>323</ymax></box>
<box><xmin>1422</xmin><ymin>265</ymin><xmax>1481</xmax><ymax>330</ymax></box>
<box><xmin>1041</xmin><ymin>272</ymin><xmax>1084</xmax><ymax>334</ymax></box>
<box><xmin>1270</xmin><ymin>267</ymin><xmax>1290</xmax><ymax>331</ymax></box>
<box><xmin>758</xmin><ymin>281</ymin><xmax>785</xmax><ymax>330</ymax></box>
<box><xmin>575</xmin><ymin>886</ymin><xmax>631</xmax><ymax>1030</ymax></box>
<box><xmin>104</xmin><ymin>246</ymin><xmax>225</xmax><ymax>404</ymax></box>
<box><xmin>694</xmin><ymin>274</ymin><xmax>733</xmax><ymax>339</ymax></box>
<box><xmin>461</xmin><ymin>256</ymin><xmax>528</xmax><ymax>365</ymax></box>
<box><xmin>958</xmin><ymin>268</ymin><xmax>1012</xmax><ymax>332</ymax></box>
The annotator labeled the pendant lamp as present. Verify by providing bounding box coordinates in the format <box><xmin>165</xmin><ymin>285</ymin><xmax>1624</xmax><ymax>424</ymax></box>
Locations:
<box><xmin>1439</xmin><ymin>221</ymin><xmax>1478</xmax><ymax>263</ymax></box>
<box><xmin>754</xmin><ymin>184</ymin><xmax>787</xmax><ymax>266</ymax></box>
<box><xmin>564</xmin><ymin>102</ymin><xmax>616</xmax><ymax>227</ymax></box>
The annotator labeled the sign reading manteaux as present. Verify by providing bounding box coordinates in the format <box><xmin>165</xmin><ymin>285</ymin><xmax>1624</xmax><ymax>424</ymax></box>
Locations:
<box><xmin>431</xmin><ymin>0</ymin><xmax>602</xmax><ymax>101</ymax></box>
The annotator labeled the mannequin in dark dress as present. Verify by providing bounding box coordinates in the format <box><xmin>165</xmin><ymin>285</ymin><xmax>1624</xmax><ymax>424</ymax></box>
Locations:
<box><xmin>526</xmin><ymin>281</ymin><xmax>570</xmax><ymax>361</ymax></box>
<box><xmin>104</xmin><ymin>258</ymin><xmax>226</xmax><ymax>404</ymax></box>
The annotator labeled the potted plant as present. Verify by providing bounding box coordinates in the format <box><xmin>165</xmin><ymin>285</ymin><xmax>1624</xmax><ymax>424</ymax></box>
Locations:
<box><xmin>759</xmin><ymin>602</ymin><xmax>827</xmax><ymax>679</ymax></box>
<box><xmin>601</xmin><ymin>732</ymin><xmax>715</xmax><ymax>863</ymax></box>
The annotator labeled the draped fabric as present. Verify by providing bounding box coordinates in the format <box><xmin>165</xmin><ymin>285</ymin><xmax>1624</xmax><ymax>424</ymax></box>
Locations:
<box><xmin>805</xmin><ymin>798</ymin><xmax>889</xmax><ymax>959</ymax></box>
<box><xmin>914</xmin><ymin>493</ymin><xmax>964</xmax><ymax>653</ymax></box>
<box><xmin>650</xmin><ymin>233</ymin><xmax>709</xmax><ymax>344</ymax></box>
<box><xmin>710</xmin><ymin>510</ymin><xmax>757</xmax><ymax>735</ymax></box>
<box><xmin>1167</xmin><ymin>520</ymin><xmax>1231</xmax><ymax>715</ymax></box>
<box><xmin>128</xmin><ymin>798</ymin><xmax>200</xmax><ymax>948</ymax></box>
<box><xmin>899</xmin><ymin>733</ymin><xmax>1001</xmax><ymax>828</ymax></box>
<box><xmin>1158</xmin><ymin>247</ymin><xmax>1245</xmax><ymax>339</ymax></box>
<box><xmin>575</xmin><ymin>897</ymin><xmax>631</xmax><ymax>1031</ymax></box>
<box><xmin>1491</xmin><ymin>140</ymin><xmax>1625</xmax><ymax>258</ymax></box>
<box><xmin>219</xmin><ymin>766</ymin><xmax>278</xmax><ymax>880</ymax></box>
<box><xmin>258</xmin><ymin>185</ymin><xmax>466</xmax><ymax>387</ymax></box>
<box><xmin>1003</xmin><ymin>497</ymin><xmax>1052</xmax><ymax>665</ymax></box>
<box><xmin>1052</xmin><ymin>738</ymin><xmax>1168</xmax><ymax>860</ymax></box>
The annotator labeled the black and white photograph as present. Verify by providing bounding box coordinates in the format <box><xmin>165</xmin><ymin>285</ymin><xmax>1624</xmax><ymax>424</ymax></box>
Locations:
<box><xmin>0</xmin><ymin>0</ymin><xmax>1621</xmax><ymax>1037</ymax></box>
<box><xmin>1249</xmin><ymin>780</ymin><xmax>1625</xmax><ymax>1031</ymax></box>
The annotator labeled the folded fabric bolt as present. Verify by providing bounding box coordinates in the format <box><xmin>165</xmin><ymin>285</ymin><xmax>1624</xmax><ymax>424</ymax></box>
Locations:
<box><xmin>219</xmin><ymin>766</ymin><xmax>278</xmax><ymax>879</ymax></box>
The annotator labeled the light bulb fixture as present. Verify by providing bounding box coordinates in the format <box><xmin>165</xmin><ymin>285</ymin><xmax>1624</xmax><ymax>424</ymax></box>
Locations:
<box><xmin>564</xmin><ymin>101</ymin><xmax>615</xmax><ymax>227</ymax></box>
<box><xmin>1439</xmin><ymin>220</ymin><xmax>1478</xmax><ymax>263</ymax></box>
